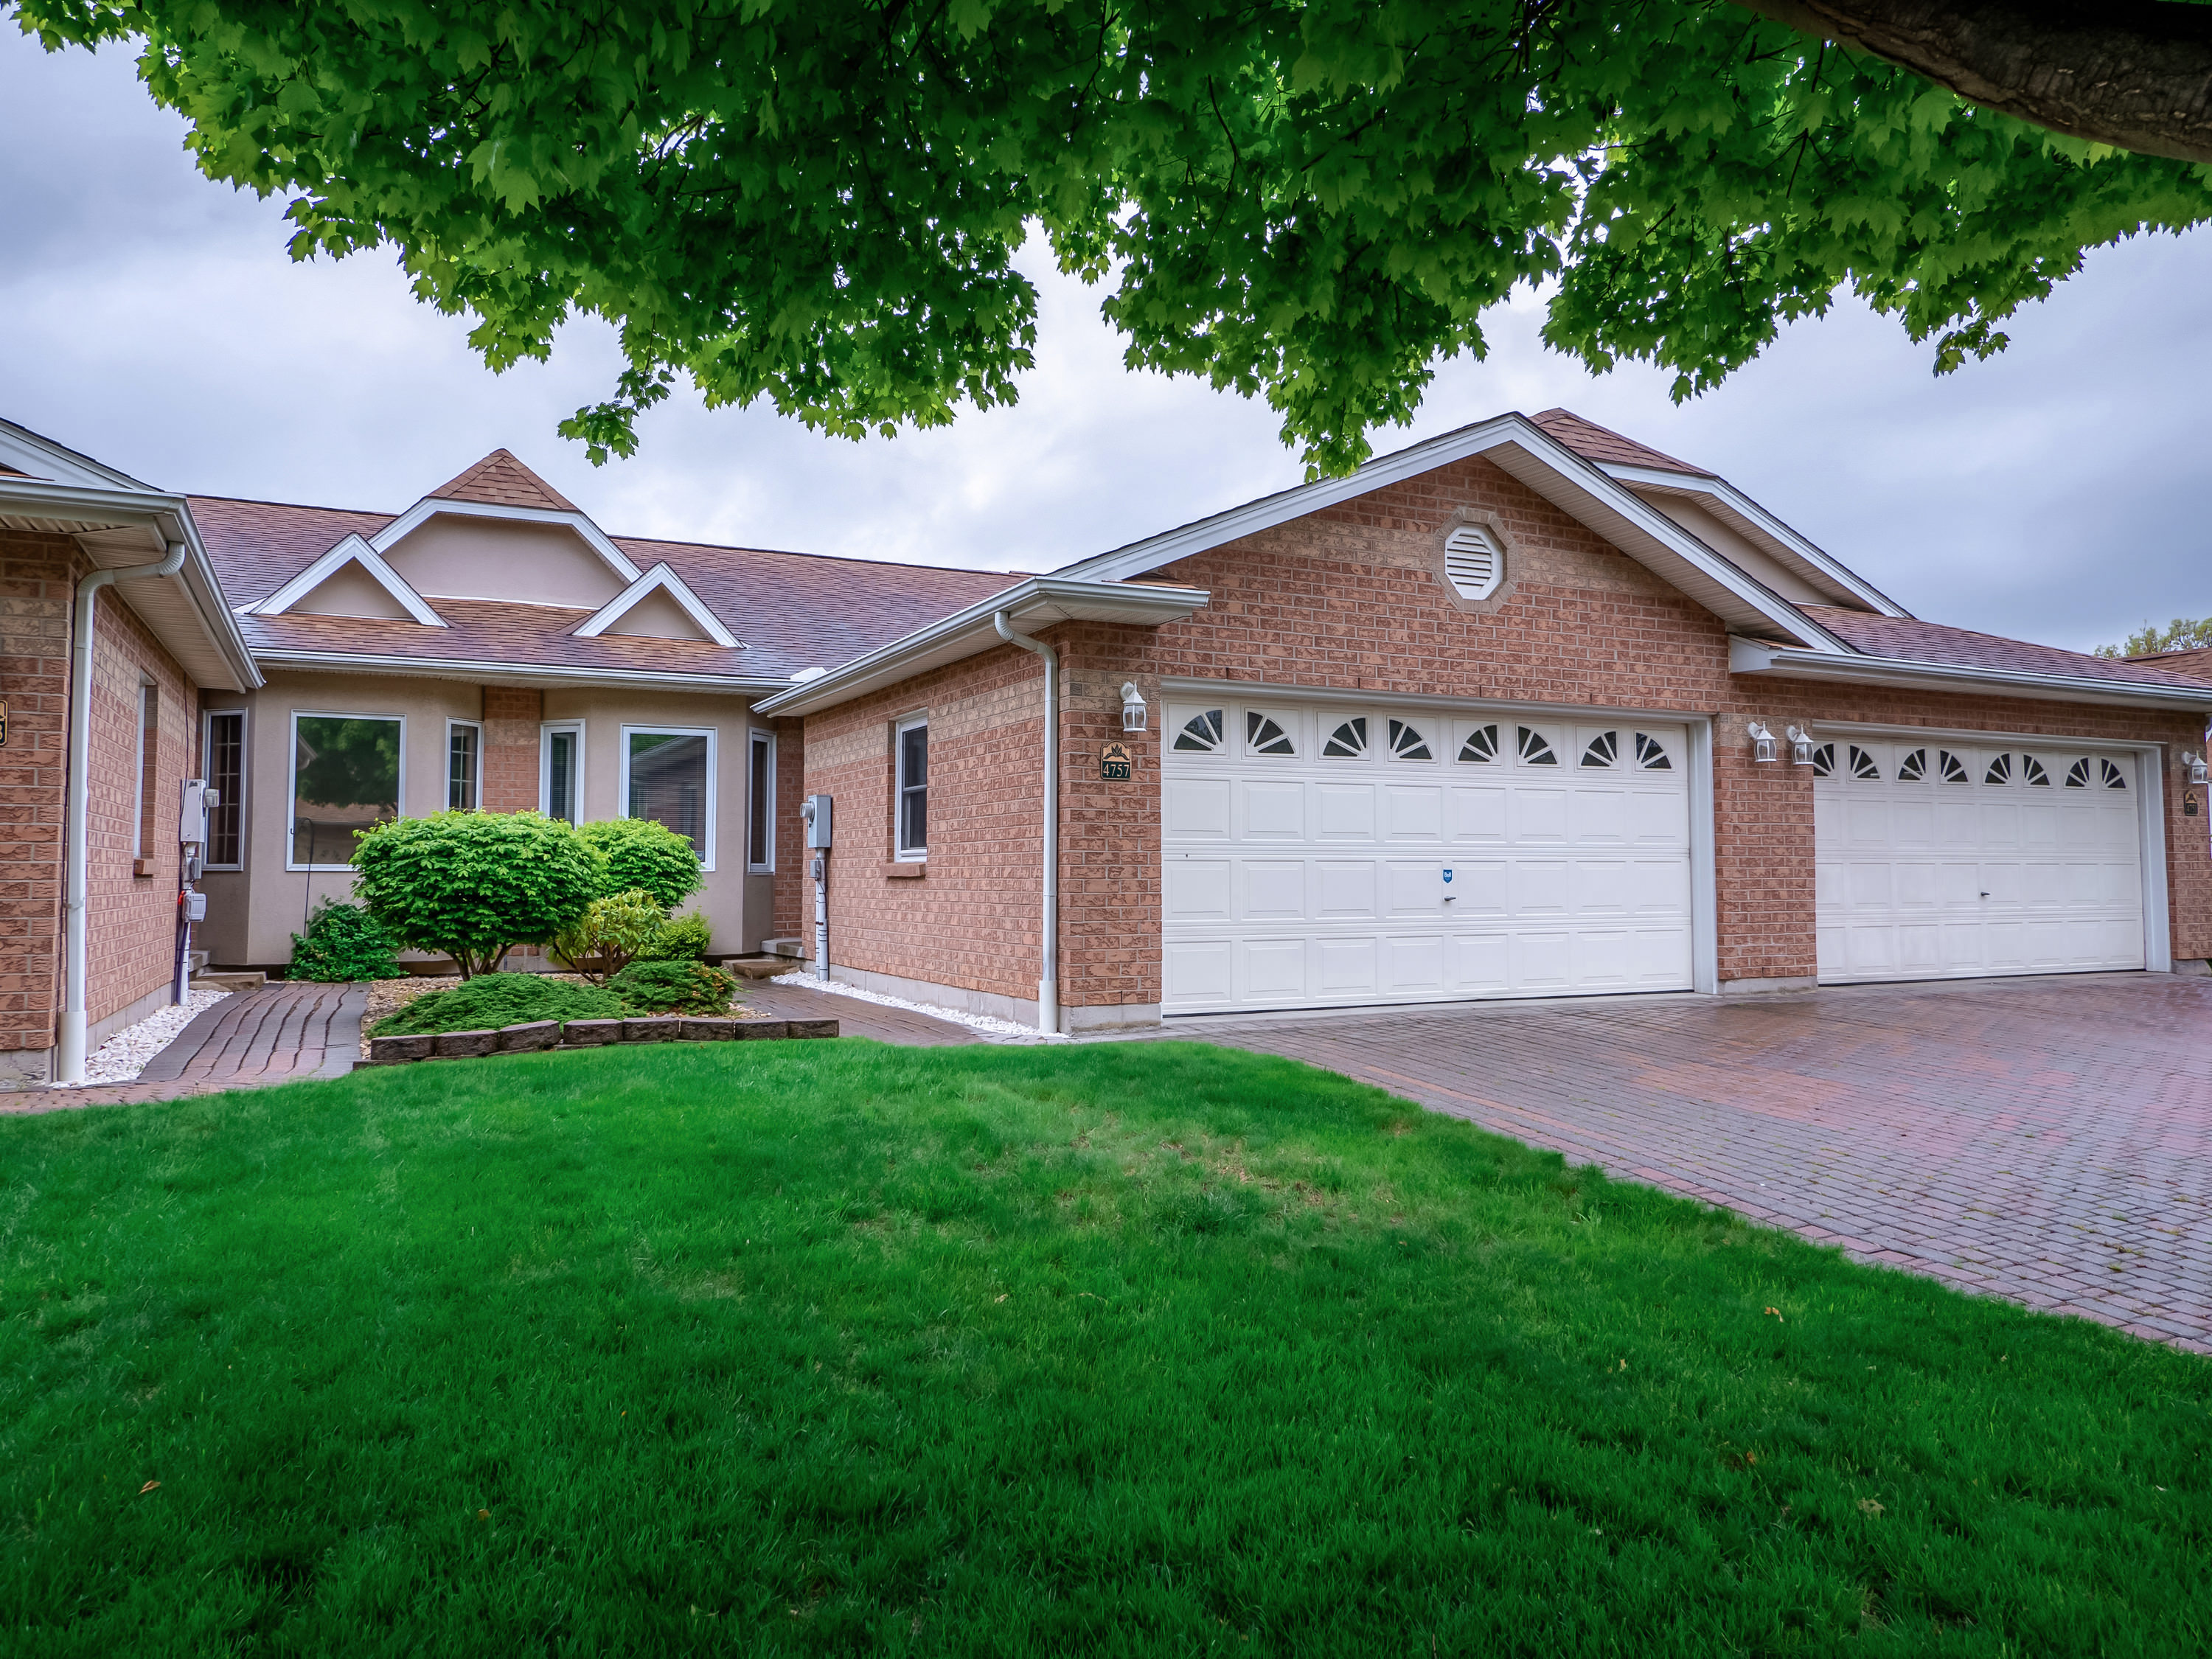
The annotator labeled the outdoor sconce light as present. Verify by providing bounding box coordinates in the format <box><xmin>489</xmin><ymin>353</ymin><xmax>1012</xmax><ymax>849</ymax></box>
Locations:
<box><xmin>1746</xmin><ymin>720</ymin><xmax>1778</xmax><ymax>763</ymax></box>
<box><xmin>1121</xmin><ymin>681</ymin><xmax>1148</xmax><ymax>733</ymax></box>
<box><xmin>2188</xmin><ymin>751</ymin><xmax>2210</xmax><ymax>786</ymax></box>
<box><xmin>1786</xmin><ymin>724</ymin><xmax>1816</xmax><ymax>766</ymax></box>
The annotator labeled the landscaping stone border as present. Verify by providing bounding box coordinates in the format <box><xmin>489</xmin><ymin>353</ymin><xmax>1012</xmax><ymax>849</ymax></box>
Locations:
<box><xmin>366</xmin><ymin>1013</ymin><xmax>838</xmax><ymax>1065</ymax></box>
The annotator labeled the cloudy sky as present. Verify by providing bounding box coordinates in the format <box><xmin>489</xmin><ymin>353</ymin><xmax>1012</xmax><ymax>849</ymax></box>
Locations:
<box><xmin>4</xmin><ymin>29</ymin><xmax>2208</xmax><ymax>655</ymax></box>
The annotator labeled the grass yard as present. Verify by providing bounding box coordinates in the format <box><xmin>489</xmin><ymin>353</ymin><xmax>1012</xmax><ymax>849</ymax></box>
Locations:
<box><xmin>2</xmin><ymin>1040</ymin><xmax>2207</xmax><ymax>1656</ymax></box>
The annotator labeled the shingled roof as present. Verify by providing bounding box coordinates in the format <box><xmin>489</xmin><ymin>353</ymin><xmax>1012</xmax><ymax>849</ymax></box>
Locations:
<box><xmin>1529</xmin><ymin>408</ymin><xmax>1713</xmax><ymax>477</ymax></box>
<box><xmin>428</xmin><ymin>449</ymin><xmax>579</xmax><ymax>514</ymax></box>
<box><xmin>1801</xmin><ymin>607</ymin><xmax>2212</xmax><ymax>691</ymax></box>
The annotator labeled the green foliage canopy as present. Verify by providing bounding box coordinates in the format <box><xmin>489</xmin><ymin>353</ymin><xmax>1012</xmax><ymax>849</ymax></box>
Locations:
<box><xmin>18</xmin><ymin>1</ymin><xmax>2212</xmax><ymax>476</ymax></box>
<box><xmin>552</xmin><ymin>888</ymin><xmax>667</xmax><ymax>984</ymax></box>
<box><xmin>577</xmin><ymin>818</ymin><xmax>705</xmax><ymax>911</ymax></box>
<box><xmin>352</xmin><ymin>810</ymin><xmax>604</xmax><ymax>978</ymax></box>
<box><xmin>2097</xmin><ymin>615</ymin><xmax>2212</xmax><ymax>658</ymax></box>
<box><xmin>636</xmin><ymin>910</ymin><xmax>712</xmax><ymax>964</ymax></box>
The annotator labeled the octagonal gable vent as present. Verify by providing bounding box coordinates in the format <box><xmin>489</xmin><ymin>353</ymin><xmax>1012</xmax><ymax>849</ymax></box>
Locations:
<box><xmin>1444</xmin><ymin>525</ymin><xmax>1504</xmax><ymax>601</ymax></box>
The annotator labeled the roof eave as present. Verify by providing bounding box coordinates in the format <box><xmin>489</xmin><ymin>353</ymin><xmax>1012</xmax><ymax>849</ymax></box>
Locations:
<box><xmin>1729</xmin><ymin>637</ymin><xmax>2212</xmax><ymax>712</ymax></box>
<box><xmin>247</xmin><ymin>647</ymin><xmax>779</xmax><ymax>695</ymax></box>
<box><xmin>754</xmin><ymin>577</ymin><xmax>1210</xmax><ymax>717</ymax></box>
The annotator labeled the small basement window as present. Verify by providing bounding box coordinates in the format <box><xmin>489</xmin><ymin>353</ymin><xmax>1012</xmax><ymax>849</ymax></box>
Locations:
<box><xmin>1443</xmin><ymin>525</ymin><xmax>1505</xmax><ymax>601</ymax></box>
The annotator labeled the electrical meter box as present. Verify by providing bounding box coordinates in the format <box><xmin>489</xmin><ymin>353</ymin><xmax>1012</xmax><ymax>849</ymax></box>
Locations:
<box><xmin>803</xmin><ymin>793</ymin><xmax>833</xmax><ymax>849</ymax></box>
<box><xmin>178</xmin><ymin>779</ymin><xmax>213</xmax><ymax>846</ymax></box>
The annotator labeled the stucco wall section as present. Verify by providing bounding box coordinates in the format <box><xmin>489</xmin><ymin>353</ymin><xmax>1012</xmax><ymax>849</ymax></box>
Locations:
<box><xmin>803</xmin><ymin>451</ymin><xmax>2212</xmax><ymax>1010</ymax></box>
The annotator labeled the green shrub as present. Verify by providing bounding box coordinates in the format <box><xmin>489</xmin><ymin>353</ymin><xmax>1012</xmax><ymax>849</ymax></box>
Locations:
<box><xmin>552</xmin><ymin>889</ymin><xmax>667</xmax><ymax>983</ymax></box>
<box><xmin>285</xmin><ymin>900</ymin><xmax>403</xmax><ymax>982</ymax></box>
<box><xmin>609</xmin><ymin>959</ymin><xmax>740</xmax><ymax>1016</ymax></box>
<box><xmin>366</xmin><ymin>973</ymin><xmax>625</xmax><ymax>1037</ymax></box>
<box><xmin>636</xmin><ymin>908</ymin><xmax>712</xmax><ymax>961</ymax></box>
<box><xmin>353</xmin><ymin>811</ymin><xmax>605</xmax><ymax>978</ymax></box>
<box><xmin>579</xmin><ymin>818</ymin><xmax>703</xmax><ymax>908</ymax></box>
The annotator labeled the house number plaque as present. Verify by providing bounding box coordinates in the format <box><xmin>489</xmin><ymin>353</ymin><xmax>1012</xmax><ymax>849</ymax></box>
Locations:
<box><xmin>1099</xmin><ymin>741</ymin><xmax>1133</xmax><ymax>782</ymax></box>
<box><xmin>0</xmin><ymin>700</ymin><xmax>8</xmax><ymax>746</ymax></box>
<box><xmin>2188</xmin><ymin>789</ymin><xmax>2201</xmax><ymax>818</ymax></box>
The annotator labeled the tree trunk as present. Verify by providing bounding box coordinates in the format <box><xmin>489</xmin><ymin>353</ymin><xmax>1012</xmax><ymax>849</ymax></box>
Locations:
<box><xmin>1730</xmin><ymin>0</ymin><xmax>2212</xmax><ymax>164</ymax></box>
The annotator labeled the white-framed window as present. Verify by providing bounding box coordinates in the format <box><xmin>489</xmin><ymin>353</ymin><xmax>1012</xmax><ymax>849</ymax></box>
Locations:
<box><xmin>747</xmin><ymin>729</ymin><xmax>776</xmax><ymax>872</ymax></box>
<box><xmin>540</xmin><ymin>721</ymin><xmax>585</xmax><ymax>824</ymax></box>
<box><xmin>620</xmin><ymin>725</ymin><xmax>716</xmax><ymax>869</ymax></box>
<box><xmin>288</xmin><ymin>711</ymin><xmax>403</xmax><ymax>870</ymax></box>
<box><xmin>202</xmin><ymin>709</ymin><xmax>246</xmax><ymax>869</ymax></box>
<box><xmin>133</xmin><ymin>681</ymin><xmax>160</xmax><ymax>862</ymax></box>
<box><xmin>895</xmin><ymin>714</ymin><xmax>928</xmax><ymax>860</ymax></box>
<box><xmin>446</xmin><ymin>719</ymin><xmax>482</xmax><ymax>812</ymax></box>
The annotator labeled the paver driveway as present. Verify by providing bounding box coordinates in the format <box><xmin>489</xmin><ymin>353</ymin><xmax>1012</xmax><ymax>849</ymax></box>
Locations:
<box><xmin>1177</xmin><ymin>974</ymin><xmax>2212</xmax><ymax>1353</ymax></box>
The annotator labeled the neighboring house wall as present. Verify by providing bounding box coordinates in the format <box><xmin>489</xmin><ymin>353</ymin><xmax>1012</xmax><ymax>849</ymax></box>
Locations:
<box><xmin>0</xmin><ymin>531</ymin><xmax>200</xmax><ymax>1082</ymax></box>
<box><xmin>803</xmin><ymin>452</ymin><xmax>2212</xmax><ymax>1022</ymax></box>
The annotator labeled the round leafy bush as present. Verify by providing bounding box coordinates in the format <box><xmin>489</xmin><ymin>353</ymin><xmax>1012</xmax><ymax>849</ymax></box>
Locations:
<box><xmin>609</xmin><ymin>959</ymin><xmax>740</xmax><ymax>1017</ymax></box>
<box><xmin>353</xmin><ymin>811</ymin><xmax>605</xmax><ymax>978</ymax></box>
<box><xmin>286</xmin><ymin>900</ymin><xmax>402</xmax><ymax>982</ymax></box>
<box><xmin>636</xmin><ymin>909</ymin><xmax>711</xmax><ymax>962</ymax></box>
<box><xmin>367</xmin><ymin>973</ymin><xmax>625</xmax><ymax>1038</ymax></box>
<box><xmin>552</xmin><ymin>889</ymin><xmax>667</xmax><ymax>983</ymax></box>
<box><xmin>579</xmin><ymin>818</ymin><xmax>703</xmax><ymax>908</ymax></box>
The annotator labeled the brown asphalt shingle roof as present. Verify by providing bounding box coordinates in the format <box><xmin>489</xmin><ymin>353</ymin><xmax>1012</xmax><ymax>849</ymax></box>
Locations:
<box><xmin>1530</xmin><ymin>408</ymin><xmax>1713</xmax><ymax>477</ymax></box>
<box><xmin>1801</xmin><ymin>607</ymin><xmax>2212</xmax><ymax>690</ymax></box>
<box><xmin>190</xmin><ymin>494</ymin><xmax>1022</xmax><ymax>684</ymax></box>
<box><xmin>2128</xmin><ymin>645</ymin><xmax>2212</xmax><ymax>684</ymax></box>
<box><xmin>430</xmin><ymin>449</ymin><xmax>578</xmax><ymax>513</ymax></box>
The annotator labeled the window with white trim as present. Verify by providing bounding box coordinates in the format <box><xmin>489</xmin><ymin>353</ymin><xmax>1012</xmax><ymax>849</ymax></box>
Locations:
<box><xmin>204</xmin><ymin>710</ymin><xmax>245</xmax><ymax>869</ymax></box>
<box><xmin>541</xmin><ymin>722</ymin><xmax>584</xmax><ymax>824</ymax></box>
<box><xmin>896</xmin><ymin>715</ymin><xmax>928</xmax><ymax>859</ymax></box>
<box><xmin>133</xmin><ymin>683</ymin><xmax>159</xmax><ymax>862</ymax></box>
<box><xmin>291</xmin><ymin>712</ymin><xmax>402</xmax><ymax>869</ymax></box>
<box><xmin>622</xmin><ymin>726</ymin><xmax>715</xmax><ymax>866</ymax></box>
<box><xmin>748</xmin><ymin>731</ymin><xmax>776</xmax><ymax>872</ymax></box>
<box><xmin>447</xmin><ymin>720</ymin><xmax>481</xmax><ymax>811</ymax></box>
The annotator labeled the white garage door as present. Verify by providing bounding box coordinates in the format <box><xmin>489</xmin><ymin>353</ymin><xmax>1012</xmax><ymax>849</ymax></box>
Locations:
<box><xmin>1161</xmin><ymin>698</ymin><xmax>1695</xmax><ymax>1014</ymax></box>
<box><xmin>1815</xmin><ymin>737</ymin><xmax>2144</xmax><ymax>983</ymax></box>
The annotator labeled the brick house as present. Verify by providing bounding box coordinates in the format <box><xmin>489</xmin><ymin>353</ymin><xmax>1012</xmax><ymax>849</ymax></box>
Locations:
<box><xmin>2</xmin><ymin>407</ymin><xmax>2207</xmax><ymax>1079</ymax></box>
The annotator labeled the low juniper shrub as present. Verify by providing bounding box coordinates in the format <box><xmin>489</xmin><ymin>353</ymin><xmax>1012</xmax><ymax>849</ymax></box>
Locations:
<box><xmin>609</xmin><ymin>959</ymin><xmax>740</xmax><ymax>1016</ymax></box>
<box><xmin>367</xmin><ymin>973</ymin><xmax>626</xmax><ymax>1037</ymax></box>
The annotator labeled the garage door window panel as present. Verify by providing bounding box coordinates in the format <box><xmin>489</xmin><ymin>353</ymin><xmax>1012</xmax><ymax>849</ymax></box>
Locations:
<box><xmin>1579</xmin><ymin>731</ymin><xmax>1619</xmax><ymax>768</ymax></box>
<box><xmin>1172</xmin><ymin>709</ymin><xmax>1225</xmax><ymax>754</ymax></box>
<box><xmin>1245</xmin><ymin>712</ymin><xmax>1295</xmax><ymax>756</ymax></box>
<box><xmin>1387</xmin><ymin>719</ymin><xmax>1433</xmax><ymax>762</ymax></box>
<box><xmin>1516</xmin><ymin>726</ymin><xmax>1559</xmax><ymax>766</ymax></box>
<box><xmin>1457</xmin><ymin>723</ymin><xmax>1500</xmax><ymax>765</ymax></box>
<box><xmin>1323</xmin><ymin>717</ymin><xmax>1369</xmax><ymax>759</ymax></box>
<box><xmin>1633</xmin><ymin>732</ymin><xmax>1672</xmax><ymax>771</ymax></box>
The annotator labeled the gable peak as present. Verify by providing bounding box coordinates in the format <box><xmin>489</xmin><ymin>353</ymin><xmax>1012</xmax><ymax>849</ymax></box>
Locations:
<box><xmin>1527</xmin><ymin>409</ymin><xmax>1711</xmax><ymax>479</ymax></box>
<box><xmin>428</xmin><ymin>448</ymin><xmax>578</xmax><ymax>514</ymax></box>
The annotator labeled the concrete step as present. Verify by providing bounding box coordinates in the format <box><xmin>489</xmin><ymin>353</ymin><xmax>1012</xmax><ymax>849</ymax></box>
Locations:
<box><xmin>192</xmin><ymin>970</ymin><xmax>267</xmax><ymax>993</ymax></box>
<box><xmin>724</xmin><ymin>956</ymin><xmax>795</xmax><ymax>981</ymax></box>
<box><xmin>761</xmin><ymin>937</ymin><xmax>809</xmax><ymax>960</ymax></box>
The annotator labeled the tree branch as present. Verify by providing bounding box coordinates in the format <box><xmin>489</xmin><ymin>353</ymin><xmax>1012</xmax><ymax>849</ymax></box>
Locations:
<box><xmin>1728</xmin><ymin>0</ymin><xmax>2212</xmax><ymax>163</ymax></box>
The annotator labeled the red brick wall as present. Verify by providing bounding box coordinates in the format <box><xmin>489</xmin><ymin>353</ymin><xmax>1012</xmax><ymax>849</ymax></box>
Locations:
<box><xmin>771</xmin><ymin>715</ymin><xmax>806</xmax><ymax>939</ymax></box>
<box><xmin>803</xmin><ymin>451</ymin><xmax>2212</xmax><ymax>1010</ymax></box>
<box><xmin>481</xmin><ymin>686</ymin><xmax>539</xmax><ymax>813</ymax></box>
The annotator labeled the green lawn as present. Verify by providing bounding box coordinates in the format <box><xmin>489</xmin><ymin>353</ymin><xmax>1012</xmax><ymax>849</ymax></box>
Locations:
<box><xmin>1</xmin><ymin>1040</ymin><xmax>2205</xmax><ymax>1656</ymax></box>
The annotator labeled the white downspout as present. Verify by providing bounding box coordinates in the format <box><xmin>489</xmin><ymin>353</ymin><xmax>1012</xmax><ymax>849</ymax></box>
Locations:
<box><xmin>994</xmin><ymin>611</ymin><xmax>1059</xmax><ymax>1035</ymax></box>
<box><xmin>60</xmin><ymin>543</ymin><xmax>187</xmax><ymax>1082</ymax></box>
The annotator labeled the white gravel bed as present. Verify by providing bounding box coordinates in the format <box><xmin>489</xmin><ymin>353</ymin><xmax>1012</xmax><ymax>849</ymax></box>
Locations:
<box><xmin>769</xmin><ymin>972</ymin><xmax>1069</xmax><ymax>1042</ymax></box>
<box><xmin>72</xmin><ymin>987</ymin><xmax>232</xmax><ymax>1085</ymax></box>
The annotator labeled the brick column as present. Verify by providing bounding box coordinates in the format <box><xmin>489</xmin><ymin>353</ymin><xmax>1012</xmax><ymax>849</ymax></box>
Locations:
<box><xmin>481</xmin><ymin>687</ymin><xmax>540</xmax><ymax>813</ymax></box>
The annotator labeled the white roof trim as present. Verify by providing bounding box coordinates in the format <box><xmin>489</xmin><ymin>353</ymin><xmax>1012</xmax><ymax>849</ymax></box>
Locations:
<box><xmin>247</xmin><ymin>647</ymin><xmax>782</xmax><ymax>695</ymax></box>
<box><xmin>247</xmin><ymin>535</ymin><xmax>448</xmax><ymax>627</ymax></box>
<box><xmin>1730</xmin><ymin>636</ymin><xmax>2212</xmax><ymax>712</ymax></box>
<box><xmin>1048</xmin><ymin>414</ymin><xmax>1854</xmax><ymax>650</ymax></box>
<box><xmin>0</xmin><ymin>417</ymin><xmax>155</xmax><ymax>492</ymax></box>
<box><xmin>755</xmin><ymin>576</ymin><xmax>1210</xmax><ymax>717</ymax></box>
<box><xmin>572</xmin><ymin>561</ymin><xmax>740</xmax><ymax>649</ymax></box>
<box><xmin>1602</xmin><ymin>462</ymin><xmax>1910</xmax><ymax>618</ymax></box>
<box><xmin>367</xmin><ymin>495</ymin><xmax>644</xmax><ymax>583</ymax></box>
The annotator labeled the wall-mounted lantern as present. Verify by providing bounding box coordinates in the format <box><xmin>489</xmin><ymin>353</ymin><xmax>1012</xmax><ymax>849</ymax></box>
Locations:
<box><xmin>1785</xmin><ymin>724</ymin><xmax>1816</xmax><ymax>766</ymax></box>
<box><xmin>1121</xmin><ymin>681</ymin><xmax>1148</xmax><ymax>733</ymax></box>
<box><xmin>1746</xmin><ymin>720</ymin><xmax>1778</xmax><ymax>764</ymax></box>
<box><xmin>2186</xmin><ymin>750</ymin><xmax>2210</xmax><ymax>786</ymax></box>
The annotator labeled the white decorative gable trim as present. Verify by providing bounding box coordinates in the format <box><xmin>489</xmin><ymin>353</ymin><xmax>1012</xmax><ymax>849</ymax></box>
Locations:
<box><xmin>0</xmin><ymin>416</ymin><xmax>154</xmax><ymax>492</ymax></box>
<box><xmin>571</xmin><ymin>562</ymin><xmax>740</xmax><ymax>648</ymax></box>
<box><xmin>368</xmin><ymin>495</ymin><xmax>643</xmax><ymax>585</ymax></box>
<box><xmin>248</xmin><ymin>535</ymin><xmax>448</xmax><ymax>627</ymax></box>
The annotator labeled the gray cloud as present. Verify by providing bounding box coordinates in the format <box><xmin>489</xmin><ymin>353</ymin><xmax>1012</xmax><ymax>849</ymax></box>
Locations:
<box><xmin>3</xmin><ymin>30</ymin><xmax>2208</xmax><ymax>654</ymax></box>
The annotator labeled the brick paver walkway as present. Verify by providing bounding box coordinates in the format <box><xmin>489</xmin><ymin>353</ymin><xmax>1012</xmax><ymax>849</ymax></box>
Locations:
<box><xmin>1166</xmin><ymin>974</ymin><xmax>2212</xmax><ymax>1352</ymax></box>
<box><xmin>0</xmin><ymin>981</ymin><xmax>364</xmax><ymax>1115</ymax></box>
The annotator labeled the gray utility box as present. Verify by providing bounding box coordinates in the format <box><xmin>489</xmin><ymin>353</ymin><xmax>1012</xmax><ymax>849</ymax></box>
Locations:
<box><xmin>803</xmin><ymin>793</ymin><xmax>833</xmax><ymax>849</ymax></box>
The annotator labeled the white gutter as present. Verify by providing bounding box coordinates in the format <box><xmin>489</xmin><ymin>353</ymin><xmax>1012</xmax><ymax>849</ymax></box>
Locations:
<box><xmin>246</xmin><ymin>648</ymin><xmax>785</xmax><ymax>695</ymax></box>
<box><xmin>1729</xmin><ymin>637</ymin><xmax>2212</xmax><ymax>712</ymax></box>
<box><xmin>60</xmin><ymin>542</ymin><xmax>187</xmax><ymax>1082</ymax></box>
<box><xmin>994</xmin><ymin>611</ymin><xmax>1060</xmax><ymax>1036</ymax></box>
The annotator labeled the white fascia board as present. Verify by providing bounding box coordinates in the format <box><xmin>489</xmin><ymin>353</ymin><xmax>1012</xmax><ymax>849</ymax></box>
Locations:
<box><xmin>754</xmin><ymin>576</ymin><xmax>1209</xmax><ymax>717</ymax></box>
<box><xmin>1048</xmin><ymin>414</ymin><xmax>1848</xmax><ymax>652</ymax></box>
<box><xmin>573</xmin><ymin>561</ymin><xmax>741</xmax><ymax>648</ymax></box>
<box><xmin>1730</xmin><ymin>636</ymin><xmax>2212</xmax><ymax>712</ymax></box>
<box><xmin>0</xmin><ymin>417</ymin><xmax>155</xmax><ymax>491</ymax></box>
<box><xmin>1603</xmin><ymin>462</ymin><xmax>1911</xmax><ymax>618</ymax></box>
<box><xmin>247</xmin><ymin>647</ymin><xmax>781</xmax><ymax>695</ymax></box>
<box><xmin>248</xmin><ymin>535</ymin><xmax>448</xmax><ymax>627</ymax></box>
<box><xmin>0</xmin><ymin>478</ymin><xmax>262</xmax><ymax>690</ymax></box>
<box><xmin>367</xmin><ymin>495</ymin><xmax>644</xmax><ymax>583</ymax></box>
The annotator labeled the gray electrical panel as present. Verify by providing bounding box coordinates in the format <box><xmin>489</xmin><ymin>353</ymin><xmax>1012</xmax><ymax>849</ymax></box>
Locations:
<box><xmin>803</xmin><ymin>793</ymin><xmax>833</xmax><ymax>849</ymax></box>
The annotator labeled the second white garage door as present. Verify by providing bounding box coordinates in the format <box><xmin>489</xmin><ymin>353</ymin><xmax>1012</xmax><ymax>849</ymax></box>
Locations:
<box><xmin>1814</xmin><ymin>737</ymin><xmax>2146</xmax><ymax>983</ymax></box>
<box><xmin>1161</xmin><ymin>698</ymin><xmax>1695</xmax><ymax>1014</ymax></box>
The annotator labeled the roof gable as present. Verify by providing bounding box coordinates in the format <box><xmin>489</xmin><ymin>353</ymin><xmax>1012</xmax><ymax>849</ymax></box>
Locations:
<box><xmin>574</xmin><ymin>562</ymin><xmax>740</xmax><ymax>648</ymax></box>
<box><xmin>248</xmin><ymin>535</ymin><xmax>446</xmax><ymax>627</ymax></box>
<box><xmin>0</xmin><ymin>416</ymin><xmax>156</xmax><ymax>492</ymax></box>
<box><xmin>429</xmin><ymin>449</ymin><xmax>577</xmax><ymax>513</ymax></box>
<box><xmin>1528</xmin><ymin>409</ymin><xmax>1712</xmax><ymax>477</ymax></box>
